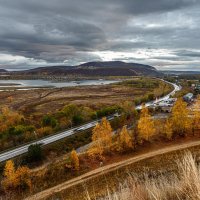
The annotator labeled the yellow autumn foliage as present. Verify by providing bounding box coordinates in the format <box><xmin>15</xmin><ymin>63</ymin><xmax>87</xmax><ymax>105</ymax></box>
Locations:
<box><xmin>117</xmin><ymin>126</ymin><xmax>133</xmax><ymax>152</ymax></box>
<box><xmin>2</xmin><ymin>160</ymin><xmax>31</xmax><ymax>190</ymax></box>
<box><xmin>88</xmin><ymin>117</ymin><xmax>113</xmax><ymax>159</ymax></box>
<box><xmin>171</xmin><ymin>98</ymin><xmax>192</xmax><ymax>135</ymax></box>
<box><xmin>192</xmin><ymin>95</ymin><xmax>200</xmax><ymax>130</ymax></box>
<box><xmin>0</xmin><ymin>107</ymin><xmax>23</xmax><ymax>133</ymax></box>
<box><xmin>70</xmin><ymin>150</ymin><xmax>79</xmax><ymax>171</ymax></box>
<box><xmin>164</xmin><ymin>119</ymin><xmax>173</xmax><ymax>140</ymax></box>
<box><xmin>137</xmin><ymin>106</ymin><xmax>156</xmax><ymax>141</ymax></box>
<box><xmin>92</xmin><ymin>117</ymin><xmax>112</xmax><ymax>148</ymax></box>
<box><xmin>2</xmin><ymin>160</ymin><xmax>16</xmax><ymax>189</ymax></box>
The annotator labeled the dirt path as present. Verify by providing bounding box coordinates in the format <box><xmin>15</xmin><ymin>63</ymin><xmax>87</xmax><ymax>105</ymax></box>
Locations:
<box><xmin>25</xmin><ymin>139</ymin><xmax>200</xmax><ymax>200</ymax></box>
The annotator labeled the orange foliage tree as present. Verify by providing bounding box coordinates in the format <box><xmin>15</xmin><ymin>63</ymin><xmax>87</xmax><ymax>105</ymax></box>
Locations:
<box><xmin>92</xmin><ymin>117</ymin><xmax>112</xmax><ymax>148</ymax></box>
<box><xmin>191</xmin><ymin>95</ymin><xmax>200</xmax><ymax>133</ymax></box>
<box><xmin>117</xmin><ymin>125</ymin><xmax>133</xmax><ymax>152</ymax></box>
<box><xmin>137</xmin><ymin>106</ymin><xmax>155</xmax><ymax>142</ymax></box>
<box><xmin>0</xmin><ymin>106</ymin><xmax>23</xmax><ymax>133</ymax></box>
<box><xmin>171</xmin><ymin>98</ymin><xmax>191</xmax><ymax>136</ymax></box>
<box><xmin>1</xmin><ymin>160</ymin><xmax>31</xmax><ymax>191</ymax></box>
<box><xmin>15</xmin><ymin>166</ymin><xmax>32</xmax><ymax>189</ymax></box>
<box><xmin>88</xmin><ymin>117</ymin><xmax>113</xmax><ymax>160</ymax></box>
<box><xmin>70</xmin><ymin>150</ymin><xmax>79</xmax><ymax>171</ymax></box>
<box><xmin>101</xmin><ymin>117</ymin><xmax>113</xmax><ymax>147</ymax></box>
<box><xmin>2</xmin><ymin>160</ymin><xmax>16</xmax><ymax>190</ymax></box>
<box><xmin>164</xmin><ymin>119</ymin><xmax>173</xmax><ymax>140</ymax></box>
<box><xmin>89</xmin><ymin>123</ymin><xmax>104</xmax><ymax>159</ymax></box>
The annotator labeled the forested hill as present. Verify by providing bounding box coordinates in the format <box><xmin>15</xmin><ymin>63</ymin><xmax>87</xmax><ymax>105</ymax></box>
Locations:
<box><xmin>8</xmin><ymin>61</ymin><xmax>162</xmax><ymax>77</ymax></box>
<box><xmin>0</xmin><ymin>69</ymin><xmax>7</xmax><ymax>73</ymax></box>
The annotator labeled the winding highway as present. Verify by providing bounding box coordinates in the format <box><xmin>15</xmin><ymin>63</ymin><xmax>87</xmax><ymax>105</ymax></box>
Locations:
<box><xmin>136</xmin><ymin>80</ymin><xmax>181</xmax><ymax>110</ymax></box>
<box><xmin>0</xmin><ymin>80</ymin><xmax>181</xmax><ymax>162</ymax></box>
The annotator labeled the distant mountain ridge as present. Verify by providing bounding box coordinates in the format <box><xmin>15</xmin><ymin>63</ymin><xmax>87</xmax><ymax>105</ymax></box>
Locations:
<box><xmin>0</xmin><ymin>69</ymin><xmax>7</xmax><ymax>73</ymax></box>
<box><xmin>161</xmin><ymin>70</ymin><xmax>200</xmax><ymax>75</ymax></box>
<box><xmin>78</xmin><ymin>61</ymin><xmax>154</xmax><ymax>69</ymax></box>
<box><xmin>11</xmin><ymin>61</ymin><xmax>162</xmax><ymax>76</ymax></box>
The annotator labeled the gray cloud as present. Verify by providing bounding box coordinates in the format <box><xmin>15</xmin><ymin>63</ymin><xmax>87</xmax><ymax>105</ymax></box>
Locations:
<box><xmin>0</xmin><ymin>0</ymin><xmax>200</xmax><ymax>70</ymax></box>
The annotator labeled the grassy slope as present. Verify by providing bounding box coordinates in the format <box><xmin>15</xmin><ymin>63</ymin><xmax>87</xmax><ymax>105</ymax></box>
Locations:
<box><xmin>25</xmin><ymin>138</ymin><xmax>200</xmax><ymax>200</ymax></box>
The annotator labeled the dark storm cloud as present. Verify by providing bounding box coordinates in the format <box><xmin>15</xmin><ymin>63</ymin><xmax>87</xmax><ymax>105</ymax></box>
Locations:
<box><xmin>0</xmin><ymin>0</ymin><xmax>200</xmax><ymax>70</ymax></box>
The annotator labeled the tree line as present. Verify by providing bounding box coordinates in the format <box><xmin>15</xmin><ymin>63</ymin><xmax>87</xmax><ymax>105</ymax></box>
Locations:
<box><xmin>68</xmin><ymin>97</ymin><xmax>200</xmax><ymax>170</ymax></box>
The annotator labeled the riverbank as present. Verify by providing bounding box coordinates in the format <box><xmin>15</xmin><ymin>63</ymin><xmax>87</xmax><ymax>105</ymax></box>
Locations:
<box><xmin>0</xmin><ymin>79</ymin><xmax>119</xmax><ymax>91</ymax></box>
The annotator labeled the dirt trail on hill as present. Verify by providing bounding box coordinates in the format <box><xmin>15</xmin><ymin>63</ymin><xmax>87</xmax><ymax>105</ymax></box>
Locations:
<box><xmin>25</xmin><ymin>140</ymin><xmax>200</xmax><ymax>200</ymax></box>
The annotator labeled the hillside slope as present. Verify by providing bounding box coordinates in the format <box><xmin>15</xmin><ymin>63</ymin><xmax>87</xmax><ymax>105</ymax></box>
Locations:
<box><xmin>25</xmin><ymin>139</ymin><xmax>200</xmax><ymax>200</ymax></box>
<box><xmin>0</xmin><ymin>69</ymin><xmax>7</xmax><ymax>73</ymax></box>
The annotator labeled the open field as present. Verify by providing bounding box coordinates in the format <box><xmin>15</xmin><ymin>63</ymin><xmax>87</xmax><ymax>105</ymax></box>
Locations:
<box><xmin>0</xmin><ymin>77</ymin><xmax>172</xmax><ymax>116</ymax></box>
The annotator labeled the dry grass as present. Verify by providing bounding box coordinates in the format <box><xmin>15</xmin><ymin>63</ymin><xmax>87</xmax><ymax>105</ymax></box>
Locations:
<box><xmin>0</xmin><ymin>78</ymin><xmax>172</xmax><ymax>116</ymax></box>
<box><xmin>90</xmin><ymin>151</ymin><xmax>200</xmax><ymax>200</ymax></box>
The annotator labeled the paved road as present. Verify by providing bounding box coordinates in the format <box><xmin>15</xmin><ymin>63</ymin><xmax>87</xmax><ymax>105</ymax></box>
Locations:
<box><xmin>136</xmin><ymin>80</ymin><xmax>181</xmax><ymax>110</ymax></box>
<box><xmin>25</xmin><ymin>139</ymin><xmax>200</xmax><ymax>200</ymax></box>
<box><xmin>0</xmin><ymin>80</ymin><xmax>181</xmax><ymax>162</ymax></box>
<box><xmin>0</xmin><ymin>116</ymin><xmax>114</xmax><ymax>162</ymax></box>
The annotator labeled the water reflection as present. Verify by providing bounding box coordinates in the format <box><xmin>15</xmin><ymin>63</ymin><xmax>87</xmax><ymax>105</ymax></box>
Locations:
<box><xmin>0</xmin><ymin>79</ymin><xmax>118</xmax><ymax>90</ymax></box>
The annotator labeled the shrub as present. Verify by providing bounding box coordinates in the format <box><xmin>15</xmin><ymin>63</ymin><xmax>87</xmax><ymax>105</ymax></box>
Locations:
<box><xmin>72</xmin><ymin>115</ymin><xmax>83</xmax><ymax>125</ymax></box>
<box><xmin>42</xmin><ymin>115</ymin><xmax>57</xmax><ymax>128</ymax></box>
<box><xmin>8</xmin><ymin>125</ymin><xmax>35</xmax><ymax>136</ymax></box>
<box><xmin>27</xmin><ymin>144</ymin><xmax>43</xmax><ymax>162</ymax></box>
<box><xmin>148</xmin><ymin>93</ymin><xmax>155</xmax><ymax>101</ymax></box>
<box><xmin>96</xmin><ymin>106</ymin><xmax>119</xmax><ymax>118</ymax></box>
<box><xmin>37</xmin><ymin>126</ymin><xmax>53</xmax><ymax>136</ymax></box>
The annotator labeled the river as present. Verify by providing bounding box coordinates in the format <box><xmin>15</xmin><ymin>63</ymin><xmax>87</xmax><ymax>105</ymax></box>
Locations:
<box><xmin>0</xmin><ymin>79</ymin><xmax>118</xmax><ymax>90</ymax></box>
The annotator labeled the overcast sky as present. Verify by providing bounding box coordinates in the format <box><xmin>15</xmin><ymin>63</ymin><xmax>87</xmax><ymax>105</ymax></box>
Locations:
<box><xmin>0</xmin><ymin>0</ymin><xmax>200</xmax><ymax>71</ymax></box>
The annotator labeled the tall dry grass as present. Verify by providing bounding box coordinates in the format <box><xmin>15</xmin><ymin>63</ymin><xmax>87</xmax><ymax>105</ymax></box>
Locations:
<box><xmin>87</xmin><ymin>151</ymin><xmax>200</xmax><ymax>200</ymax></box>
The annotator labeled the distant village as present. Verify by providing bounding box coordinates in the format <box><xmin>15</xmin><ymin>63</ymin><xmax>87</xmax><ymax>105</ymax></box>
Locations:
<box><xmin>151</xmin><ymin>83</ymin><xmax>200</xmax><ymax>113</ymax></box>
